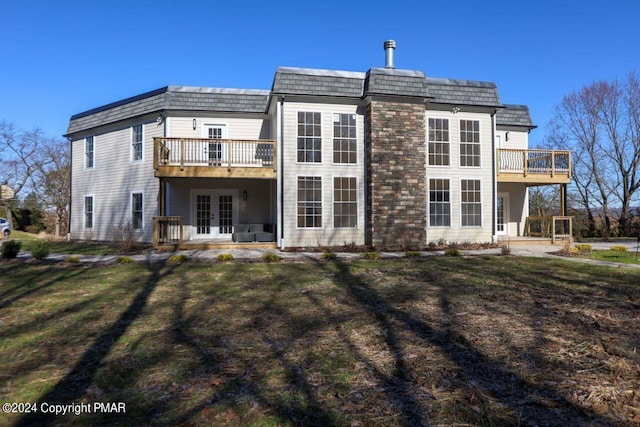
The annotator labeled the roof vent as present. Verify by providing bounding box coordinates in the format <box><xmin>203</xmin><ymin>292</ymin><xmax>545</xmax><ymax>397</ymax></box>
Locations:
<box><xmin>384</xmin><ymin>40</ymin><xmax>396</xmax><ymax>69</ymax></box>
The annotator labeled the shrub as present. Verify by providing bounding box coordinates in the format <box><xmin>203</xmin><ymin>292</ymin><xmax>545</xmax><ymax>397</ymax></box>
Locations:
<box><xmin>217</xmin><ymin>253</ymin><xmax>234</xmax><ymax>262</ymax></box>
<box><xmin>501</xmin><ymin>245</ymin><xmax>511</xmax><ymax>255</ymax></box>
<box><xmin>610</xmin><ymin>245</ymin><xmax>628</xmax><ymax>252</ymax></box>
<box><xmin>574</xmin><ymin>243</ymin><xmax>592</xmax><ymax>253</ymax></box>
<box><xmin>361</xmin><ymin>251</ymin><xmax>379</xmax><ymax>260</ymax></box>
<box><xmin>321</xmin><ymin>252</ymin><xmax>337</xmax><ymax>260</ymax></box>
<box><xmin>437</xmin><ymin>238</ymin><xmax>447</xmax><ymax>246</ymax></box>
<box><xmin>117</xmin><ymin>256</ymin><xmax>133</xmax><ymax>264</ymax></box>
<box><xmin>427</xmin><ymin>241</ymin><xmax>438</xmax><ymax>250</ymax></box>
<box><xmin>405</xmin><ymin>251</ymin><xmax>421</xmax><ymax>258</ymax></box>
<box><xmin>262</xmin><ymin>253</ymin><xmax>282</xmax><ymax>263</ymax></box>
<box><xmin>168</xmin><ymin>254</ymin><xmax>188</xmax><ymax>263</ymax></box>
<box><xmin>66</xmin><ymin>256</ymin><xmax>81</xmax><ymax>263</ymax></box>
<box><xmin>444</xmin><ymin>248</ymin><xmax>461</xmax><ymax>257</ymax></box>
<box><xmin>30</xmin><ymin>240</ymin><xmax>50</xmax><ymax>260</ymax></box>
<box><xmin>1</xmin><ymin>240</ymin><xmax>22</xmax><ymax>258</ymax></box>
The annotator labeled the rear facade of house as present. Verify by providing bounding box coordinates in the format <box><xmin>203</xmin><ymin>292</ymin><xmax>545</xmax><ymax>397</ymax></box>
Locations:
<box><xmin>66</xmin><ymin>42</ymin><xmax>570</xmax><ymax>250</ymax></box>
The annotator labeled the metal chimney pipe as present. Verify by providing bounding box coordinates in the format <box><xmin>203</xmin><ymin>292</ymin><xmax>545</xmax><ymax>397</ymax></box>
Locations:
<box><xmin>384</xmin><ymin>40</ymin><xmax>396</xmax><ymax>69</ymax></box>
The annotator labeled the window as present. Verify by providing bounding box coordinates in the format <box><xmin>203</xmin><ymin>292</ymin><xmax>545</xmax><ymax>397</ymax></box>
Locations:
<box><xmin>429</xmin><ymin>179</ymin><xmax>450</xmax><ymax>227</ymax></box>
<box><xmin>132</xmin><ymin>193</ymin><xmax>143</xmax><ymax>229</ymax></box>
<box><xmin>334</xmin><ymin>177</ymin><xmax>357</xmax><ymax>228</ymax></box>
<box><xmin>460</xmin><ymin>120</ymin><xmax>480</xmax><ymax>167</ymax></box>
<box><xmin>333</xmin><ymin>113</ymin><xmax>357</xmax><ymax>164</ymax></box>
<box><xmin>297</xmin><ymin>112</ymin><xmax>322</xmax><ymax>163</ymax></box>
<box><xmin>132</xmin><ymin>124</ymin><xmax>143</xmax><ymax>162</ymax></box>
<box><xmin>297</xmin><ymin>176</ymin><xmax>322</xmax><ymax>227</ymax></box>
<box><xmin>461</xmin><ymin>179</ymin><xmax>482</xmax><ymax>227</ymax></box>
<box><xmin>205</xmin><ymin>125</ymin><xmax>225</xmax><ymax>165</ymax></box>
<box><xmin>85</xmin><ymin>136</ymin><xmax>94</xmax><ymax>168</ymax></box>
<box><xmin>84</xmin><ymin>196</ymin><xmax>94</xmax><ymax>228</ymax></box>
<box><xmin>428</xmin><ymin>118</ymin><xmax>449</xmax><ymax>166</ymax></box>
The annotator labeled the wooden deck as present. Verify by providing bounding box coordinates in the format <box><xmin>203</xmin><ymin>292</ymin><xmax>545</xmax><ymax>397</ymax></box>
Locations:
<box><xmin>497</xmin><ymin>148</ymin><xmax>571</xmax><ymax>185</ymax></box>
<box><xmin>153</xmin><ymin>137</ymin><xmax>276</xmax><ymax>179</ymax></box>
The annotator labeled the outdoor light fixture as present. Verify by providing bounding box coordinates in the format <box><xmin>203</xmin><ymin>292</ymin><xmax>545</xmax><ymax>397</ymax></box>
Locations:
<box><xmin>243</xmin><ymin>190</ymin><xmax>248</xmax><ymax>201</ymax></box>
<box><xmin>451</xmin><ymin>106</ymin><xmax>460</xmax><ymax>114</ymax></box>
<box><xmin>192</xmin><ymin>119</ymin><xmax>197</xmax><ymax>130</ymax></box>
<box><xmin>505</xmin><ymin>131</ymin><xmax>510</xmax><ymax>142</ymax></box>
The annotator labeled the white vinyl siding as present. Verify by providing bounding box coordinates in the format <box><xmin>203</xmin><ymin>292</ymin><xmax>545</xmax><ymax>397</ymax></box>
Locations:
<box><xmin>281</xmin><ymin>100</ymin><xmax>364</xmax><ymax>247</ymax></box>
<box><xmin>425</xmin><ymin>110</ymin><xmax>494</xmax><ymax>243</ymax></box>
<box><xmin>70</xmin><ymin>120</ymin><xmax>160</xmax><ymax>242</ymax></box>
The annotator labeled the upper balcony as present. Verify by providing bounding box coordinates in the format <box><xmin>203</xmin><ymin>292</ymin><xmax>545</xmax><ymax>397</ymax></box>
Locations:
<box><xmin>153</xmin><ymin>137</ymin><xmax>276</xmax><ymax>179</ymax></box>
<box><xmin>497</xmin><ymin>149</ymin><xmax>571</xmax><ymax>185</ymax></box>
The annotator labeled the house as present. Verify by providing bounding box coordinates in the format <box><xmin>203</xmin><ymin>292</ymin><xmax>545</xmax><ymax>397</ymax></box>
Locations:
<box><xmin>65</xmin><ymin>41</ymin><xmax>571</xmax><ymax>250</ymax></box>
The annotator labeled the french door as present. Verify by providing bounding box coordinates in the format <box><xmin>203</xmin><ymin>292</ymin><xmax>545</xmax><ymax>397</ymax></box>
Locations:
<box><xmin>192</xmin><ymin>190</ymin><xmax>236</xmax><ymax>239</ymax></box>
<box><xmin>497</xmin><ymin>193</ymin><xmax>509</xmax><ymax>235</ymax></box>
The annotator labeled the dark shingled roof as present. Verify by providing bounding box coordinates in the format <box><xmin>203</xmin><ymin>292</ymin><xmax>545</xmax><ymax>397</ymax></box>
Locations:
<box><xmin>271</xmin><ymin>67</ymin><xmax>365</xmax><ymax>98</ymax></box>
<box><xmin>67</xmin><ymin>67</ymin><xmax>530</xmax><ymax>136</ymax></box>
<box><xmin>364</xmin><ymin>68</ymin><xmax>429</xmax><ymax>98</ymax></box>
<box><xmin>66</xmin><ymin>86</ymin><xmax>270</xmax><ymax>135</ymax></box>
<box><xmin>496</xmin><ymin>104</ymin><xmax>536</xmax><ymax>128</ymax></box>
<box><xmin>425</xmin><ymin>77</ymin><xmax>502</xmax><ymax>107</ymax></box>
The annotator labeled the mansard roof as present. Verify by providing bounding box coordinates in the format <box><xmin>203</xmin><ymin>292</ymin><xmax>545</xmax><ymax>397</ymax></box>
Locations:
<box><xmin>496</xmin><ymin>104</ymin><xmax>536</xmax><ymax>129</ymax></box>
<box><xmin>67</xmin><ymin>67</ymin><xmax>526</xmax><ymax>136</ymax></box>
<box><xmin>425</xmin><ymin>77</ymin><xmax>502</xmax><ymax>107</ymax></box>
<box><xmin>271</xmin><ymin>67</ymin><xmax>366</xmax><ymax>98</ymax></box>
<box><xmin>66</xmin><ymin>86</ymin><xmax>270</xmax><ymax>135</ymax></box>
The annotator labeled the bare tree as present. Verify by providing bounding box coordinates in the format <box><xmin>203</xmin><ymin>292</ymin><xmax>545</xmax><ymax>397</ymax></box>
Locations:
<box><xmin>0</xmin><ymin>121</ymin><xmax>61</xmax><ymax>231</ymax></box>
<box><xmin>547</xmin><ymin>73</ymin><xmax>640</xmax><ymax>237</ymax></box>
<box><xmin>33</xmin><ymin>141</ymin><xmax>70</xmax><ymax>236</ymax></box>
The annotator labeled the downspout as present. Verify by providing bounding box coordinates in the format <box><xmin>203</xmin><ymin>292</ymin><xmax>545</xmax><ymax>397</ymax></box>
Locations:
<box><xmin>491</xmin><ymin>110</ymin><xmax>497</xmax><ymax>243</ymax></box>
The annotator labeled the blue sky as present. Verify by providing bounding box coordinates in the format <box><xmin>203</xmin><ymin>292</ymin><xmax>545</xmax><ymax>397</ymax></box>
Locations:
<box><xmin>1</xmin><ymin>0</ymin><xmax>638</xmax><ymax>147</ymax></box>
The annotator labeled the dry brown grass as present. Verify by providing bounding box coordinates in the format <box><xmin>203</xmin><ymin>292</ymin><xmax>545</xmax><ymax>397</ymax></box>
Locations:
<box><xmin>0</xmin><ymin>256</ymin><xmax>638</xmax><ymax>426</ymax></box>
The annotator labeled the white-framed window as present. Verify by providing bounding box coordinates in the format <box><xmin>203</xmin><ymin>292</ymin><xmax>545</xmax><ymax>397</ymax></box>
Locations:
<box><xmin>297</xmin><ymin>111</ymin><xmax>322</xmax><ymax>163</ymax></box>
<box><xmin>204</xmin><ymin>124</ymin><xmax>227</xmax><ymax>165</ymax></box>
<box><xmin>132</xmin><ymin>124</ymin><xmax>143</xmax><ymax>162</ymax></box>
<box><xmin>131</xmin><ymin>192</ymin><xmax>143</xmax><ymax>229</ymax></box>
<box><xmin>333</xmin><ymin>177</ymin><xmax>357</xmax><ymax>228</ymax></box>
<box><xmin>459</xmin><ymin>119</ymin><xmax>480</xmax><ymax>167</ymax></box>
<box><xmin>297</xmin><ymin>176</ymin><xmax>322</xmax><ymax>228</ymax></box>
<box><xmin>85</xmin><ymin>136</ymin><xmax>94</xmax><ymax>169</ymax></box>
<box><xmin>428</xmin><ymin>118</ymin><xmax>449</xmax><ymax>166</ymax></box>
<box><xmin>84</xmin><ymin>195</ymin><xmax>94</xmax><ymax>229</ymax></box>
<box><xmin>333</xmin><ymin>113</ymin><xmax>357</xmax><ymax>164</ymax></box>
<box><xmin>429</xmin><ymin>178</ymin><xmax>450</xmax><ymax>227</ymax></box>
<box><xmin>461</xmin><ymin>179</ymin><xmax>482</xmax><ymax>227</ymax></box>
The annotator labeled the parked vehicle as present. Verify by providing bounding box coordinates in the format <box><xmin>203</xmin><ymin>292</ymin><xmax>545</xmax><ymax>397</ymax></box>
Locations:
<box><xmin>1</xmin><ymin>217</ymin><xmax>11</xmax><ymax>239</ymax></box>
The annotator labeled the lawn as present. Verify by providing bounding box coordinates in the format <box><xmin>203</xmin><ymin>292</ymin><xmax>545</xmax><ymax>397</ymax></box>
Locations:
<box><xmin>589</xmin><ymin>249</ymin><xmax>640</xmax><ymax>265</ymax></box>
<box><xmin>1</xmin><ymin>256</ymin><xmax>638</xmax><ymax>426</ymax></box>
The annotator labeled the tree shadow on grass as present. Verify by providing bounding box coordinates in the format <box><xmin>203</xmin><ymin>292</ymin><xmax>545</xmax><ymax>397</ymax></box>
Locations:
<box><xmin>15</xmin><ymin>262</ymin><xmax>178</xmax><ymax>427</ymax></box>
<box><xmin>167</xmin><ymin>264</ymin><xmax>341</xmax><ymax>426</ymax></box>
<box><xmin>329</xmin><ymin>259</ymin><xmax>618</xmax><ymax>426</ymax></box>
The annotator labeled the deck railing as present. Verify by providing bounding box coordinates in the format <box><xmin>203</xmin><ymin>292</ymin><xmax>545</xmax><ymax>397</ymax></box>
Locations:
<box><xmin>152</xmin><ymin>216</ymin><xmax>183</xmax><ymax>248</ymax></box>
<box><xmin>154</xmin><ymin>138</ymin><xmax>276</xmax><ymax>171</ymax></box>
<box><xmin>525</xmin><ymin>216</ymin><xmax>573</xmax><ymax>243</ymax></box>
<box><xmin>498</xmin><ymin>149</ymin><xmax>571</xmax><ymax>177</ymax></box>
